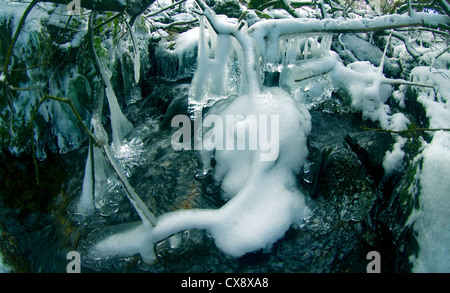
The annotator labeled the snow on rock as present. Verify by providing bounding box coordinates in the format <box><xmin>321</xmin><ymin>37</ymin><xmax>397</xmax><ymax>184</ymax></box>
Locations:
<box><xmin>382</xmin><ymin>136</ymin><xmax>407</xmax><ymax>177</ymax></box>
<box><xmin>409</xmin><ymin>131</ymin><xmax>450</xmax><ymax>273</ymax></box>
<box><xmin>405</xmin><ymin>68</ymin><xmax>450</xmax><ymax>273</ymax></box>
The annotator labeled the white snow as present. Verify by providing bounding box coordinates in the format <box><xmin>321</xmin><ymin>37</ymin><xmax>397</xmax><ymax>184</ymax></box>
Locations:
<box><xmin>409</xmin><ymin>131</ymin><xmax>450</xmax><ymax>273</ymax></box>
<box><xmin>383</xmin><ymin>136</ymin><xmax>407</xmax><ymax>176</ymax></box>
<box><xmin>404</xmin><ymin>68</ymin><xmax>450</xmax><ymax>273</ymax></box>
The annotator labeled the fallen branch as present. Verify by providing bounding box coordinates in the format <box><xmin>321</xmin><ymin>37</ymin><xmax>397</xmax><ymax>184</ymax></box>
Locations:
<box><xmin>390</xmin><ymin>30</ymin><xmax>422</xmax><ymax>61</ymax></box>
<box><xmin>380</xmin><ymin>77</ymin><xmax>435</xmax><ymax>89</ymax></box>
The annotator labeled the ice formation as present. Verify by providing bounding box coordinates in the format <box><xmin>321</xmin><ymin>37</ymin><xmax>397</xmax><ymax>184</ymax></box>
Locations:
<box><xmin>78</xmin><ymin>144</ymin><xmax>94</xmax><ymax>215</ymax></box>
<box><xmin>89</xmin><ymin>6</ymin><xmax>313</xmax><ymax>262</ymax></box>
<box><xmin>155</xmin><ymin>26</ymin><xmax>201</xmax><ymax>80</ymax></box>
<box><xmin>87</xmin><ymin>1</ymin><xmax>450</xmax><ymax>268</ymax></box>
<box><xmin>2</xmin><ymin>0</ymin><xmax>449</xmax><ymax>272</ymax></box>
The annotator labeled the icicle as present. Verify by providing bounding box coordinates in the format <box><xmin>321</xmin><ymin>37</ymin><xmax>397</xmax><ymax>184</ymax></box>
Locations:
<box><xmin>94</xmin><ymin>35</ymin><xmax>136</xmax><ymax>151</ymax></box>
<box><xmin>303</xmin><ymin>38</ymin><xmax>309</xmax><ymax>59</ymax></box>
<box><xmin>130</xmin><ymin>26</ymin><xmax>141</xmax><ymax>84</ymax></box>
<box><xmin>104</xmin><ymin>85</ymin><xmax>135</xmax><ymax>151</ymax></box>
<box><xmin>378</xmin><ymin>31</ymin><xmax>392</xmax><ymax>76</ymax></box>
<box><xmin>189</xmin><ymin>16</ymin><xmax>210</xmax><ymax>105</ymax></box>
<box><xmin>78</xmin><ymin>141</ymin><xmax>94</xmax><ymax>215</ymax></box>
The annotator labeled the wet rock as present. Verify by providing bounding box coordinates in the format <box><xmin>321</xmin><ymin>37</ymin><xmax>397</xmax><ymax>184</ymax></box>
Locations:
<box><xmin>312</xmin><ymin>144</ymin><xmax>379</xmax><ymax>222</ymax></box>
<box><xmin>345</xmin><ymin>131</ymin><xmax>393</xmax><ymax>184</ymax></box>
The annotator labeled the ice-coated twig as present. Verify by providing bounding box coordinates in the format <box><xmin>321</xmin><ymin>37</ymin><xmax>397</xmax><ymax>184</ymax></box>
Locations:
<box><xmin>1</xmin><ymin>0</ymin><xmax>39</xmax><ymax>82</ymax></box>
<box><xmin>89</xmin><ymin>12</ymin><xmax>136</xmax><ymax>151</ymax></box>
<box><xmin>390</xmin><ymin>30</ymin><xmax>421</xmax><ymax>61</ymax></box>
<box><xmin>194</xmin><ymin>0</ymin><xmax>262</xmax><ymax>95</ymax></box>
<box><xmin>249</xmin><ymin>11</ymin><xmax>450</xmax><ymax>64</ymax></box>
<box><xmin>377</xmin><ymin>30</ymin><xmax>392</xmax><ymax>76</ymax></box>
<box><xmin>361</xmin><ymin>125</ymin><xmax>450</xmax><ymax>134</ymax></box>
<box><xmin>85</xmin><ymin>12</ymin><xmax>157</xmax><ymax>227</ymax></box>
<box><xmin>101</xmin><ymin>144</ymin><xmax>157</xmax><ymax>226</ymax></box>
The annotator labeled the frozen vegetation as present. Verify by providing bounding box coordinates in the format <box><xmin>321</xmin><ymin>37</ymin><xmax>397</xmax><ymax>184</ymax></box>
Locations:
<box><xmin>0</xmin><ymin>0</ymin><xmax>450</xmax><ymax>272</ymax></box>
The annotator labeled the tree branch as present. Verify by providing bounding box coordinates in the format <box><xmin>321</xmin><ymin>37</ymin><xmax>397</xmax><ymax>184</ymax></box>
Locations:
<box><xmin>249</xmin><ymin>11</ymin><xmax>450</xmax><ymax>63</ymax></box>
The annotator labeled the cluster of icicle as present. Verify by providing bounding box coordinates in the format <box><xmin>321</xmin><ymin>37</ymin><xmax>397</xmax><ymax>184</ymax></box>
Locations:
<box><xmin>78</xmin><ymin>0</ymin><xmax>449</xmax><ymax>268</ymax></box>
<box><xmin>82</xmin><ymin>1</ymin><xmax>314</xmax><ymax>263</ymax></box>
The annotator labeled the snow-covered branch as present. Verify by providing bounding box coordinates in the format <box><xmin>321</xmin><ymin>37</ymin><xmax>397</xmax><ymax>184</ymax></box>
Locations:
<box><xmin>249</xmin><ymin>11</ymin><xmax>450</xmax><ymax>63</ymax></box>
<box><xmin>194</xmin><ymin>0</ymin><xmax>262</xmax><ymax>94</ymax></box>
